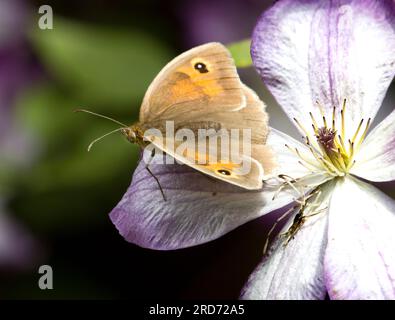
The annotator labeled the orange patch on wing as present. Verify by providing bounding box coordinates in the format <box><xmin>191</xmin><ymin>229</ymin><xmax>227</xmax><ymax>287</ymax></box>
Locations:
<box><xmin>180</xmin><ymin>150</ymin><xmax>241</xmax><ymax>169</ymax></box>
<box><xmin>177</xmin><ymin>65</ymin><xmax>223</xmax><ymax>97</ymax></box>
<box><xmin>207</xmin><ymin>162</ymin><xmax>241</xmax><ymax>170</ymax></box>
<box><xmin>193</xmin><ymin>152</ymin><xmax>241</xmax><ymax>170</ymax></box>
<box><xmin>195</xmin><ymin>79</ymin><xmax>223</xmax><ymax>97</ymax></box>
<box><xmin>170</xmin><ymin>78</ymin><xmax>202</xmax><ymax>100</ymax></box>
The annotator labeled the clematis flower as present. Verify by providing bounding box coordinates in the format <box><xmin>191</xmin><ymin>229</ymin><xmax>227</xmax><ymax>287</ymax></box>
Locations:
<box><xmin>110</xmin><ymin>0</ymin><xmax>395</xmax><ymax>299</ymax></box>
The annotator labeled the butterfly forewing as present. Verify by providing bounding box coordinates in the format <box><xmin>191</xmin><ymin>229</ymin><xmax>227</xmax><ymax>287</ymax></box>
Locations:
<box><xmin>139</xmin><ymin>42</ymin><xmax>246</xmax><ymax>124</ymax></box>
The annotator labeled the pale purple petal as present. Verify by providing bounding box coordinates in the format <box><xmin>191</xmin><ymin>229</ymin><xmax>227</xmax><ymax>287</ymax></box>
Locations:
<box><xmin>351</xmin><ymin>109</ymin><xmax>395</xmax><ymax>182</ymax></box>
<box><xmin>110</xmin><ymin>156</ymin><xmax>295</xmax><ymax>250</ymax></box>
<box><xmin>325</xmin><ymin>177</ymin><xmax>395</xmax><ymax>299</ymax></box>
<box><xmin>252</xmin><ymin>0</ymin><xmax>395</xmax><ymax>129</ymax></box>
<box><xmin>241</xmin><ymin>183</ymin><xmax>333</xmax><ymax>300</ymax></box>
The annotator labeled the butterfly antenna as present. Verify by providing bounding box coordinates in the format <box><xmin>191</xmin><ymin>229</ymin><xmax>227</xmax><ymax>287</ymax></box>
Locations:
<box><xmin>87</xmin><ymin>127</ymin><xmax>126</xmax><ymax>152</ymax></box>
<box><xmin>74</xmin><ymin>109</ymin><xmax>128</xmax><ymax>127</ymax></box>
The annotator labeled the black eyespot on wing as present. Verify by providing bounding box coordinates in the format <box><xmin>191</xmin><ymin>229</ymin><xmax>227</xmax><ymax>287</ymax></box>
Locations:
<box><xmin>194</xmin><ymin>62</ymin><xmax>209</xmax><ymax>73</ymax></box>
<box><xmin>217</xmin><ymin>169</ymin><xmax>231</xmax><ymax>176</ymax></box>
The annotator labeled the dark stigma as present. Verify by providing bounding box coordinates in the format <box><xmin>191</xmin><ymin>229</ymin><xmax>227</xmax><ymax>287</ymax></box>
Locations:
<box><xmin>316</xmin><ymin>127</ymin><xmax>336</xmax><ymax>150</ymax></box>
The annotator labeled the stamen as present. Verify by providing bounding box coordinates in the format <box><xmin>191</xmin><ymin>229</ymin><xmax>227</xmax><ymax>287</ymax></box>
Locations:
<box><xmin>341</xmin><ymin>99</ymin><xmax>347</xmax><ymax>140</ymax></box>
<box><xmin>351</xmin><ymin>119</ymin><xmax>364</xmax><ymax>144</ymax></box>
<box><xmin>293</xmin><ymin>118</ymin><xmax>310</xmax><ymax>138</ymax></box>
<box><xmin>305</xmin><ymin>135</ymin><xmax>323</xmax><ymax>157</ymax></box>
<box><xmin>346</xmin><ymin>142</ymin><xmax>355</xmax><ymax>170</ymax></box>
<box><xmin>294</xmin><ymin>118</ymin><xmax>320</xmax><ymax>150</ymax></box>
<box><xmin>307</xmin><ymin>146</ymin><xmax>331</xmax><ymax>172</ymax></box>
<box><xmin>296</xmin><ymin>148</ymin><xmax>322</xmax><ymax>169</ymax></box>
<box><xmin>286</xmin><ymin>144</ymin><xmax>321</xmax><ymax>170</ymax></box>
<box><xmin>307</xmin><ymin>138</ymin><xmax>338</xmax><ymax>175</ymax></box>
<box><xmin>337</xmin><ymin>134</ymin><xmax>346</xmax><ymax>153</ymax></box>
<box><xmin>332</xmin><ymin>106</ymin><xmax>336</xmax><ymax>130</ymax></box>
<box><xmin>298</xmin><ymin>160</ymin><xmax>316</xmax><ymax>172</ymax></box>
<box><xmin>348</xmin><ymin>139</ymin><xmax>354</xmax><ymax>153</ymax></box>
<box><xmin>336</xmin><ymin>148</ymin><xmax>347</xmax><ymax>171</ymax></box>
<box><xmin>319</xmin><ymin>156</ymin><xmax>343</xmax><ymax>176</ymax></box>
<box><xmin>322</xmin><ymin>116</ymin><xmax>328</xmax><ymax>128</ymax></box>
<box><xmin>309</xmin><ymin>112</ymin><xmax>319</xmax><ymax>131</ymax></box>
<box><xmin>355</xmin><ymin>118</ymin><xmax>371</xmax><ymax>150</ymax></box>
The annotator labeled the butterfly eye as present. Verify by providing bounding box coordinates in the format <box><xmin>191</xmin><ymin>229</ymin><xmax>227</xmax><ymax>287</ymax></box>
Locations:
<box><xmin>217</xmin><ymin>169</ymin><xmax>231</xmax><ymax>176</ymax></box>
<box><xmin>194</xmin><ymin>62</ymin><xmax>209</xmax><ymax>73</ymax></box>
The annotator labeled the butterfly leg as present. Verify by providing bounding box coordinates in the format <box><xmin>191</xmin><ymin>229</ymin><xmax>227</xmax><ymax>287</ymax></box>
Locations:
<box><xmin>145</xmin><ymin>148</ymin><xmax>167</xmax><ymax>202</ymax></box>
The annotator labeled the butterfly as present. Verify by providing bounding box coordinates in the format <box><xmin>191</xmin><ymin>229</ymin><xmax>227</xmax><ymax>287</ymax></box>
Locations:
<box><xmin>78</xmin><ymin>42</ymin><xmax>276</xmax><ymax>197</ymax></box>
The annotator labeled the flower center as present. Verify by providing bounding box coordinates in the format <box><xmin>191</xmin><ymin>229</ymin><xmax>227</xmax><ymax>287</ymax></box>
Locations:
<box><xmin>287</xmin><ymin>99</ymin><xmax>371</xmax><ymax>177</ymax></box>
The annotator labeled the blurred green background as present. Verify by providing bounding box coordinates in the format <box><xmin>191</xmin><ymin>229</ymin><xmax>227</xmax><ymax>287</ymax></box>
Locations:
<box><xmin>0</xmin><ymin>0</ymin><xmax>394</xmax><ymax>299</ymax></box>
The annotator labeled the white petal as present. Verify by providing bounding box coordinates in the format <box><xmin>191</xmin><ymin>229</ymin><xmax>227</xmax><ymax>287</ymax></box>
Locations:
<box><xmin>241</xmin><ymin>182</ymin><xmax>334</xmax><ymax>300</ymax></box>
<box><xmin>351</xmin><ymin>109</ymin><xmax>395</xmax><ymax>182</ymax></box>
<box><xmin>324</xmin><ymin>177</ymin><xmax>395</xmax><ymax>299</ymax></box>
<box><xmin>252</xmin><ymin>0</ymin><xmax>395</xmax><ymax>130</ymax></box>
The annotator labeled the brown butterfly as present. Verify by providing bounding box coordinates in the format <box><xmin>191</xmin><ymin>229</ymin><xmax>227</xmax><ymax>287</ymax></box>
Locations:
<box><xmin>78</xmin><ymin>42</ymin><xmax>276</xmax><ymax>196</ymax></box>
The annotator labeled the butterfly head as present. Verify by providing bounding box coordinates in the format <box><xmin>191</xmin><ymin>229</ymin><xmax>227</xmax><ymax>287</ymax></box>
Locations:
<box><xmin>121</xmin><ymin>127</ymin><xmax>136</xmax><ymax>142</ymax></box>
<box><xmin>122</xmin><ymin>126</ymin><xmax>145</xmax><ymax>146</ymax></box>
